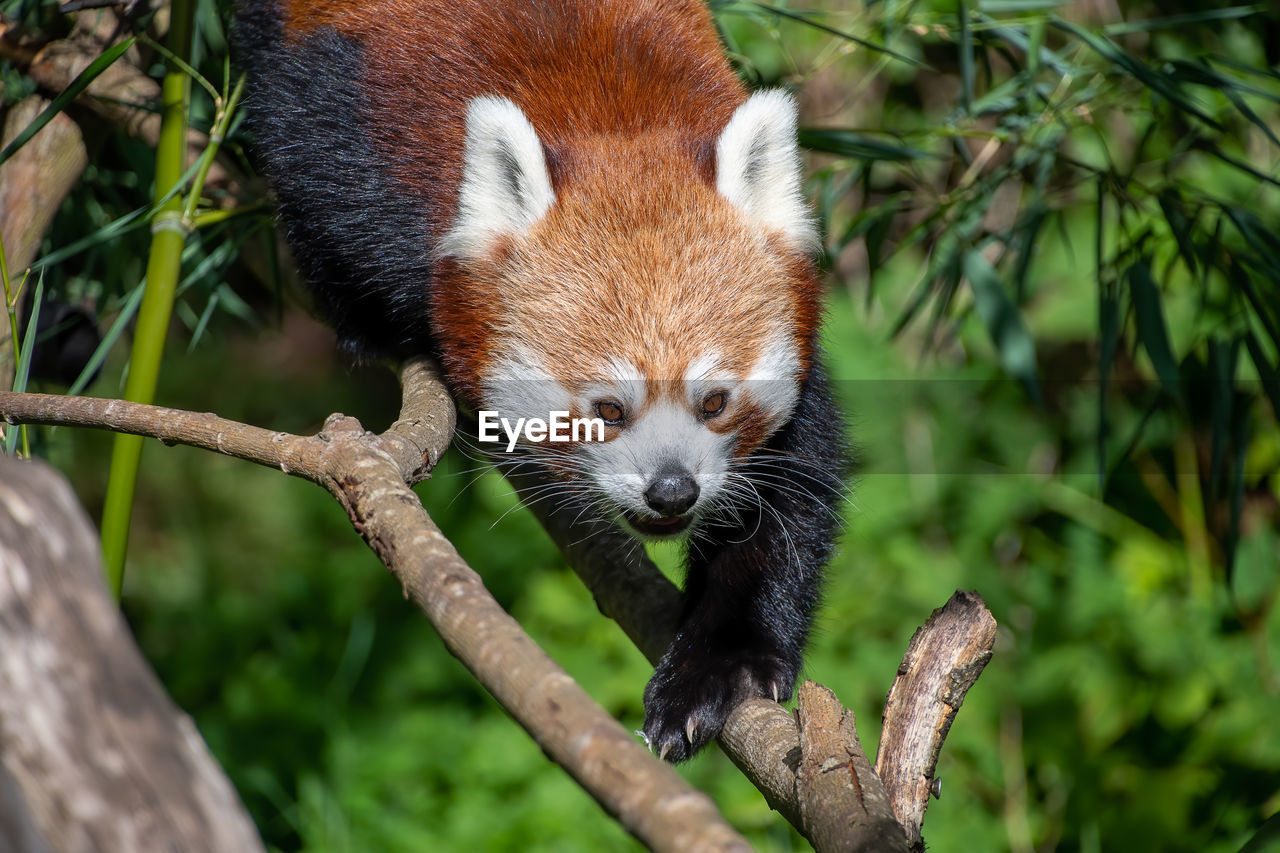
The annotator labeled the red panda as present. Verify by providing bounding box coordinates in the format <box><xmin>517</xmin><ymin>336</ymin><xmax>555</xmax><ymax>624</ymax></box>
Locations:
<box><xmin>237</xmin><ymin>0</ymin><xmax>848</xmax><ymax>763</ymax></box>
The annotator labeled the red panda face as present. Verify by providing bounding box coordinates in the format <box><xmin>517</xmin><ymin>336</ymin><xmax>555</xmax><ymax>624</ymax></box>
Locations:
<box><xmin>435</xmin><ymin>92</ymin><xmax>822</xmax><ymax>537</ymax></box>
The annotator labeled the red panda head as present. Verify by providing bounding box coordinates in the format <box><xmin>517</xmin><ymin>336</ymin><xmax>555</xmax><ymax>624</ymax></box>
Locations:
<box><xmin>433</xmin><ymin>91</ymin><xmax>822</xmax><ymax>538</ymax></box>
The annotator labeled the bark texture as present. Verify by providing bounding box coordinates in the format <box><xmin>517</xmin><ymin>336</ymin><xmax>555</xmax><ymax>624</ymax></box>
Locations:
<box><xmin>0</xmin><ymin>456</ymin><xmax>265</xmax><ymax>853</ymax></box>
<box><xmin>875</xmin><ymin>590</ymin><xmax>999</xmax><ymax>849</ymax></box>
<box><xmin>796</xmin><ymin>682</ymin><xmax>908</xmax><ymax>853</ymax></box>
<box><xmin>0</xmin><ymin>367</ymin><xmax>999</xmax><ymax>851</ymax></box>
<box><xmin>0</xmin><ymin>363</ymin><xmax>750</xmax><ymax>853</ymax></box>
<box><xmin>0</xmin><ymin>95</ymin><xmax>89</xmax><ymax>393</ymax></box>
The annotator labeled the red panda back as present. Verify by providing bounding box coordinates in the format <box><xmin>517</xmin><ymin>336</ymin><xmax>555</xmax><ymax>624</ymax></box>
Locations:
<box><xmin>277</xmin><ymin>0</ymin><xmax>746</xmax><ymax>227</ymax></box>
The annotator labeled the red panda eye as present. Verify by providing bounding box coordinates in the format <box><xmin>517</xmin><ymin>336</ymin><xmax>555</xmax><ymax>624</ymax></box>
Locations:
<box><xmin>702</xmin><ymin>392</ymin><xmax>727</xmax><ymax>417</ymax></box>
<box><xmin>595</xmin><ymin>400</ymin><xmax>625</xmax><ymax>425</ymax></box>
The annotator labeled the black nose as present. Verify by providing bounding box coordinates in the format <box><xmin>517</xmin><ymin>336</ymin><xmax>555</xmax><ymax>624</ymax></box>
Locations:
<box><xmin>644</xmin><ymin>469</ymin><xmax>700</xmax><ymax>516</ymax></box>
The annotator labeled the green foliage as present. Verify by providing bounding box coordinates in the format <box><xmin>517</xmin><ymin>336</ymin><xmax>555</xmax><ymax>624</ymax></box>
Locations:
<box><xmin>3</xmin><ymin>0</ymin><xmax>1278</xmax><ymax>851</ymax></box>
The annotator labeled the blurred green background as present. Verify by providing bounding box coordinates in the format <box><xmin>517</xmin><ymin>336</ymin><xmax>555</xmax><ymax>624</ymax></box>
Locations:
<box><xmin>2</xmin><ymin>0</ymin><xmax>1278</xmax><ymax>850</ymax></box>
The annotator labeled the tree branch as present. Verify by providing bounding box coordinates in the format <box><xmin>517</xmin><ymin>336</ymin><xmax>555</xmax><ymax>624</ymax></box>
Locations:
<box><xmin>0</xmin><ymin>361</ymin><xmax>751</xmax><ymax>853</ymax></box>
<box><xmin>517</xmin><ymin>473</ymin><xmax>998</xmax><ymax>848</ymax></box>
<box><xmin>796</xmin><ymin>682</ymin><xmax>908</xmax><ymax>853</ymax></box>
<box><xmin>0</xmin><ymin>455</ymin><xmax>265</xmax><ymax>852</ymax></box>
<box><xmin>875</xmin><ymin>590</ymin><xmax>998</xmax><ymax>850</ymax></box>
<box><xmin>0</xmin><ymin>365</ymin><xmax>998</xmax><ymax>851</ymax></box>
<box><xmin>5</xmin><ymin>10</ymin><xmax>246</xmax><ymax>197</ymax></box>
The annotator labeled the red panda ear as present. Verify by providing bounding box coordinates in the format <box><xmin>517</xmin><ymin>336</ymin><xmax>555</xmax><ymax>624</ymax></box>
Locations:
<box><xmin>715</xmin><ymin>90</ymin><xmax>818</xmax><ymax>254</ymax></box>
<box><xmin>437</xmin><ymin>96</ymin><xmax>556</xmax><ymax>260</ymax></box>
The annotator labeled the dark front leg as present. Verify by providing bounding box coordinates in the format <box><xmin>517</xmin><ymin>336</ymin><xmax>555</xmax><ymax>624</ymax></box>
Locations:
<box><xmin>642</xmin><ymin>361</ymin><xmax>849</xmax><ymax>762</ymax></box>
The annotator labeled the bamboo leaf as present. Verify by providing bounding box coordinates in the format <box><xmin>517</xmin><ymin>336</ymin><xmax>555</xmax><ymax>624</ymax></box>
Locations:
<box><xmin>31</xmin><ymin>160</ymin><xmax>200</xmax><ymax>271</ymax></box>
<box><xmin>971</xmin><ymin>74</ymin><xmax>1025</xmax><ymax>115</ymax></box>
<box><xmin>1101</xmin><ymin>5</ymin><xmax>1264</xmax><ymax>35</ymax></box>
<box><xmin>1206</xmin><ymin>337</ymin><xmax>1238</xmax><ymax>497</ymax></box>
<box><xmin>0</xmin><ymin>39</ymin><xmax>136</xmax><ymax>170</ymax></box>
<box><xmin>1225</xmin><ymin>208</ymin><xmax>1280</xmax><ymax>280</ymax></box>
<box><xmin>68</xmin><ymin>282</ymin><xmax>146</xmax><ymax>396</ymax></box>
<box><xmin>1211</xmin><ymin>54</ymin><xmax>1280</xmax><ymax>84</ymax></box>
<box><xmin>1200</xmin><ymin>145</ymin><xmax>1280</xmax><ymax>189</ymax></box>
<box><xmin>1244</xmin><ymin>332</ymin><xmax>1280</xmax><ymax>420</ymax></box>
<box><xmin>5</xmin><ymin>277</ymin><xmax>42</xmax><ymax>454</ymax></box>
<box><xmin>1224</xmin><ymin>397</ymin><xmax>1250</xmax><ymax>573</ymax></box>
<box><xmin>964</xmin><ymin>250</ymin><xmax>1040</xmax><ymax>397</ymax></box>
<box><xmin>1227</xmin><ymin>261</ymin><xmax>1279</xmax><ymax>353</ymax></box>
<box><xmin>1128</xmin><ymin>259</ymin><xmax>1182</xmax><ymax>403</ymax></box>
<box><xmin>981</xmin><ymin>0</ymin><xmax>1067</xmax><ymax>11</ymax></box>
<box><xmin>799</xmin><ymin>129</ymin><xmax>932</xmax><ymax>161</ymax></box>
<box><xmin>187</xmin><ymin>290</ymin><xmax>221</xmax><ymax>352</ymax></box>
<box><xmin>1157</xmin><ymin>190</ymin><xmax>1199</xmax><ymax>278</ymax></box>
<box><xmin>1098</xmin><ymin>282</ymin><xmax>1121</xmax><ymax>483</ymax></box>
<box><xmin>865</xmin><ymin>202</ymin><xmax>898</xmax><ymax>280</ymax></box>
<box><xmin>1011</xmin><ymin>206</ymin><xmax>1046</xmax><ymax>301</ymax></box>
<box><xmin>749</xmin><ymin>3</ymin><xmax>926</xmax><ymax>68</ymax></box>
<box><xmin>979</xmin><ymin>17</ymin><xmax>1079</xmax><ymax>76</ymax></box>
<box><xmin>959</xmin><ymin>1</ymin><xmax>974</xmax><ymax>115</ymax></box>
<box><xmin>1052</xmin><ymin>18</ymin><xmax>1222</xmax><ymax>130</ymax></box>
<box><xmin>1168</xmin><ymin>59</ymin><xmax>1280</xmax><ymax>145</ymax></box>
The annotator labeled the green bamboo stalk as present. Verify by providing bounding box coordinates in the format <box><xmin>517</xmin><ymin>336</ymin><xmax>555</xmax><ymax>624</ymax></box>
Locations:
<box><xmin>0</xmin><ymin>231</ymin><xmax>31</xmax><ymax>457</ymax></box>
<box><xmin>100</xmin><ymin>1</ymin><xmax>195</xmax><ymax>597</ymax></box>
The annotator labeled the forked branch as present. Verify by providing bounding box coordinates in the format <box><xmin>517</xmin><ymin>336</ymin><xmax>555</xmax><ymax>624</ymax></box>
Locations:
<box><xmin>0</xmin><ymin>362</ymin><xmax>748</xmax><ymax>853</ymax></box>
<box><xmin>0</xmin><ymin>361</ymin><xmax>997</xmax><ymax>851</ymax></box>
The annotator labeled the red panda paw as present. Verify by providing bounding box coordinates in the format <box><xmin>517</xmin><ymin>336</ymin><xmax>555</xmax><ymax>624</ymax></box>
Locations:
<box><xmin>641</xmin><ymin>650</ymin><xmax>794</xmax><ymax>763</ymax></box>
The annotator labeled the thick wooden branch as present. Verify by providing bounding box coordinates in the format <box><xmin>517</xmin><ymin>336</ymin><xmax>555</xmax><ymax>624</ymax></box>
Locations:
<box><xmin>796</xmin><ymin>683</ymin><xmax>908</xmax><ymax>853</ymax></box>
<box><xmin>0</xmin><ymin>363</ymin><xmax>750</xmax><ymax>853</ymax></box>
<box><xmin>2</xmin><ymin>10</ymin><xmax>244</xmax><ymax>196</ymax></box>
<box><xmin>0</xmin><ymin>368</ymin><xmax>998</xmax><ymax>851</ymax></box>
<box><xmin>875</xmin><ymin>590</ymin><xmax>998</xmax><ymax>849</ymax></box>
<box><xmin>522</xmin><ymin>473</ymin><xmax>998</xmax><ymax>847</ymax></box>
<box><xmin>0</xmin><ymin>455</ymin><xmax>265</xmax><ymax>852</ymax></box>
<box><xmin>0</xmin><ymin>94</ymin><xmax>89</xmax><ymax>390</ymax></box>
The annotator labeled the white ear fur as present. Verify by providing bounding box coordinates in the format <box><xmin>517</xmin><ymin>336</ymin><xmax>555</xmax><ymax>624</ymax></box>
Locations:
<box><xmin>438</xmin><ymin>96</ymin><xmax>556</xmax><ymax>259</ymax></box>
<box><xmin>715</xmin><ymin>90</ymin><xmax>818</xmax><ymax>252</ymax></box>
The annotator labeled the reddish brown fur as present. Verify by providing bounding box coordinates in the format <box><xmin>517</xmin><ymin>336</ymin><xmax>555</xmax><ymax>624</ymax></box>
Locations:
<box><xmin>281</xmin><ymin>0</ymin><xmax>820</xmax><ymax>404</ymax></box>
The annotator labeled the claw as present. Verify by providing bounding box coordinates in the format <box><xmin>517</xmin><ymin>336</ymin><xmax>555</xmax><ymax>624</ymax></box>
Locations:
<box><xmin>685</xmin><ymin>717</ymin><xmax>698</xmax><ymax>745</ymax></box>
<box><xmin>770</xmin><ymin>681</ymin><xmax>779</xmax><ymax>703</ymax></box>
<box><xmin>635</xmin><ymin>729</ymin><xmax>652</xmax><ymax>750</ymax></box>
<box><xmin>659</xmin><ymin>740</ymin><xmax>673</xmax><ymax>762</ymax></box>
